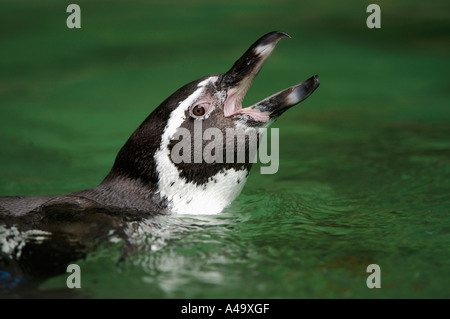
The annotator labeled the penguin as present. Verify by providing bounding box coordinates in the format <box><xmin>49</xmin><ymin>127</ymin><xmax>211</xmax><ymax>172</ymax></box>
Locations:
<box><xmin>0</xmin><ymin>31</ymin><xmax>319</xmax><ymax>217</ymax></box>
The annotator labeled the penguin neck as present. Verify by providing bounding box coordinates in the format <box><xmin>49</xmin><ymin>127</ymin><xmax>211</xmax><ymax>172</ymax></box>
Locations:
<box><xmin>96</xmin><ymin>106</ymin><xmax>251</xmax><ymax>215</ymax></box>
<box><xmin>103</xmin><ymin>78</ymin><xmax>206</xmax><ymax>192</ymax></box>
<box><xmin>91</xmin><ymin>77</ymin><xmax>253</xmax><ymax>214</ymax></box>
<box><xmin>97</xmin><ymin>104</ymin><xmax>253</xmax><ymax>214</ymax></box>
<box><xmin>104</xmin><ymin>107</ymin><xmax>169</xmax><ymax>190</ymax></box>
<box><xmin>89</xmin><ymin>100</ymin><xmax>174</xmax><ymax>212</ymax></box>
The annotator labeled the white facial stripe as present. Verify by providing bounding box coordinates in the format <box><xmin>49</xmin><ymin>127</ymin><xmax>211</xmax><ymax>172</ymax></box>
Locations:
<box><xmin>161</xmin><ymin>86</ymin><xmax>203</xmax><ymax>144</ymax></box>
<box><xmin>154</xmin><ymin>77</ymin><xmax>248</xmax><ymax>215</ymax></box>
<box><xmin>198</xmin><ymin>76</ymin><xmax>218</xmax><ymax>87</ymax></box>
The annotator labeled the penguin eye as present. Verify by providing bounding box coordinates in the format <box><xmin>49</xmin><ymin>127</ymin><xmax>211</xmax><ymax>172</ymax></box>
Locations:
<box><xmin>192</xmin><ymin>104</ymin><xmax>206</xmax><ymax>117</ymax></box>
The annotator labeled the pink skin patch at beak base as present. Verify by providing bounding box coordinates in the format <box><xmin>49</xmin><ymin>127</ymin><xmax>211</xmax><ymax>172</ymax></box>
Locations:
<box><xmin>223</xmin><ymin>89</ymin><xmax>271</xmax><ymax>122</ymax></box>
<box><xmin>238</xmin><ymin>108</ymin><xmax>270</xmax><ymax>122</ymax></box>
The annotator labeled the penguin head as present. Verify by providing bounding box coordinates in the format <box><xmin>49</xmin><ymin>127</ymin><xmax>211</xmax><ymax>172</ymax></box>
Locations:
<box><xmin>106</xmin><ymin>31</ymin><xmax>319</xmax><ymax>215</ymax></box>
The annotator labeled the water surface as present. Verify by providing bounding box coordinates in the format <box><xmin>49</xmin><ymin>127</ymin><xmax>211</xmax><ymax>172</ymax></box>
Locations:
<box><xmin>0</xmin><ymin>0</ymin><xmax>449</xmax><ymax>298</ymax></box>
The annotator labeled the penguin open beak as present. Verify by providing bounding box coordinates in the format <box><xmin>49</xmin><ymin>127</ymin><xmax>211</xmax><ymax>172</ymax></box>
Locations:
<box><xmin>219</xmin><ymin>31</ymin><xmax>320</xmax><ymax>122</ymax></box>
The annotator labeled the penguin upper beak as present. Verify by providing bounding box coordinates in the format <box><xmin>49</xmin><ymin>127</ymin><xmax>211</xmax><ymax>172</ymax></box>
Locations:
<box><xmin>219</xmin><ymin>31</ymin><xmax>320</xmax><ymax>122</ymax></box>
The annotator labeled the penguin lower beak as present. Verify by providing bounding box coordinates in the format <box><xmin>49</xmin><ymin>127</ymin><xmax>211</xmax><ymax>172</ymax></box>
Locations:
<box><xmin>219</xmin><ymin>31</ymin><xmax>320</xmax><ymax>122</ymax></box>
<box><xmin>246</xmin><ymin>75</ymin><xmax>320</xmax><ymax>120</ymax></box>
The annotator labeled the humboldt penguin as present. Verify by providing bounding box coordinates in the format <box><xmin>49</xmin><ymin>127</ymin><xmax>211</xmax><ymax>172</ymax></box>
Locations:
<box><xmin>0</xmin><ymin>31</ymin><xmax>319</xmax><ymax>217</ymax></box>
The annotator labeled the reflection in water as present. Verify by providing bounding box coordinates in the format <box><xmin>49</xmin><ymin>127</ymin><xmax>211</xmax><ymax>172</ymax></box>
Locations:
<box><xmin>0</xmin><ymin>205</ymin><xmax>239</xmax><ymax>297</ymax></box>
<box><xmin>0</xmin><ymin>205</ymin><xmax>154</xmax><ymax>296</ymax></box>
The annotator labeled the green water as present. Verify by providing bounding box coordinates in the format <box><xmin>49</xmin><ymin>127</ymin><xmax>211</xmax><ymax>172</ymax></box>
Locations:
<box><xmin>1</xmin><ymin>0</ymin><xmax>449</xmax><ymax>298</ymax></box>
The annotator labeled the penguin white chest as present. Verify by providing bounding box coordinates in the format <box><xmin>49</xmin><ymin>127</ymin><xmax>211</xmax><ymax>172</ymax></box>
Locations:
<box><xmin>157</xmin><ymin>167</ymin><xmax>248</xmax><ymax>215</ymax></box>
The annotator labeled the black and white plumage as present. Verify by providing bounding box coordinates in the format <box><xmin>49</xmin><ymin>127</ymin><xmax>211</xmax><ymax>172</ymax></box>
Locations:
<box><xmin>0</xmin><ymin>31</ymin><xmax>319</xmax><ymax>217</ymax></box>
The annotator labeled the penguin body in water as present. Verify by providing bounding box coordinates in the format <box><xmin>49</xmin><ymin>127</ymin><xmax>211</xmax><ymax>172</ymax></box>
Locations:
<box><xmin>0</xmin><ymin>32</ymin><xmax>319</xmax><ymax>292</ymax></box>
<box><xmin>0</xmin><ymin>31</ymin><xmax>319</xmax><ymax>217</ymax></box>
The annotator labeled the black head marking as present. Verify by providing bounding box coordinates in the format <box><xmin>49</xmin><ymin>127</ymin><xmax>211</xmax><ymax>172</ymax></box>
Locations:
<box><xmin>167</xmin><ymin>103</ymin><xmax>260</xmax><ymax>185</ymax></box>
<box><xmin>104</xmin><ymin>76</ymin><xmax>212</xmax><ymax>187</ymax></box>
